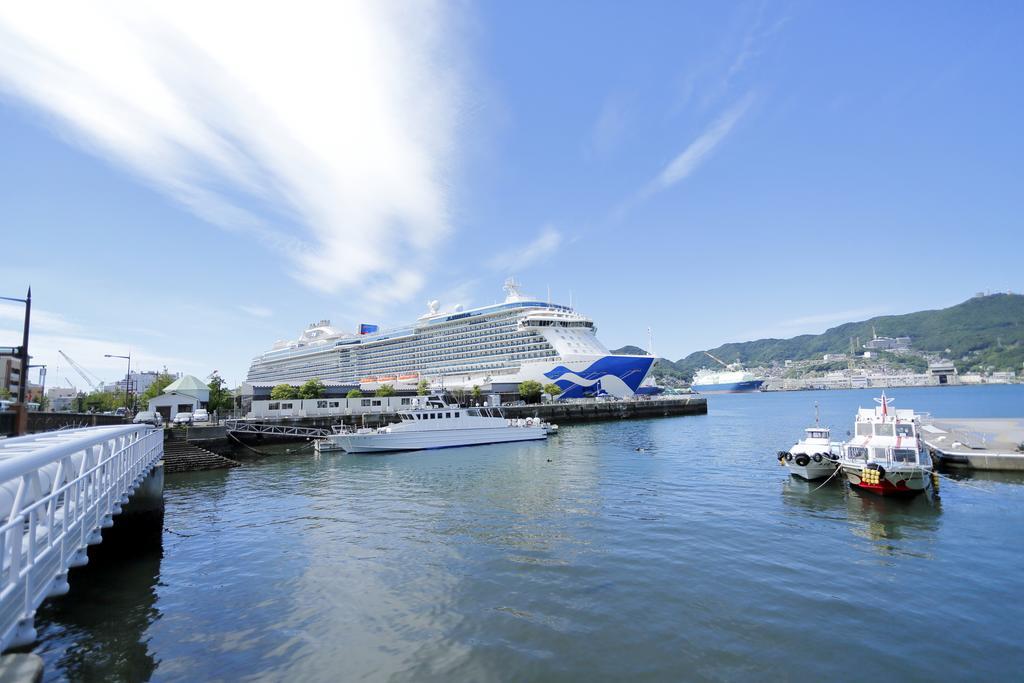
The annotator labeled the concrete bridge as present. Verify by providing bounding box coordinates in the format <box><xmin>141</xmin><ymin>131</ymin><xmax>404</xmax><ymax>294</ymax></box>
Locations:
<box><xmin>0</xmin><ymin>424</ymin><xmax>163</xmax><ymax>654</ymax></box>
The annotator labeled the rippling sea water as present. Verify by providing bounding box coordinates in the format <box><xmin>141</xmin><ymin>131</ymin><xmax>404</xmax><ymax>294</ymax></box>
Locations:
<box><xmin>34</xmin><ymin>385</ymin><xmax>1024</xmax><ymax>681</ymax></box>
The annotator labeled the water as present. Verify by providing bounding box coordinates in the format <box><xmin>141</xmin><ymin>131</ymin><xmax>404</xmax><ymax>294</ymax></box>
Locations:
<box><xmin>34</xmin><ymin>385</ymin><xmax>1024</xmax><ymax>681</ymax></box>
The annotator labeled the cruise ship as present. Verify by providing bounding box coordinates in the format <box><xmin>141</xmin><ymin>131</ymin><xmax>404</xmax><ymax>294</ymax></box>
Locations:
<box><xmin>245</xmin><ymin>280</ymin><xmax>655</xmax><ymax>399</ymax></box>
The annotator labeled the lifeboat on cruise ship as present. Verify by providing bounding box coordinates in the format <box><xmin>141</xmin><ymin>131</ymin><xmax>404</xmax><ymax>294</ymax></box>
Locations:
<box><xmin>399</xmin><ymin>373</ymin><xmax>419</xmax><ymax>380</ymax></box>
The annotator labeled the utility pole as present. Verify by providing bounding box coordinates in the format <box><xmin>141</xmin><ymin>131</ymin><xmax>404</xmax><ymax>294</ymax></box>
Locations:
<box><xmin>105</xmin><ymin>352</ymin><xmax>132</xmax><ymax>414</ymax></box>
<box><xmin>20</xmin><ymin>288</ymin><xmax>30</xmax><ymax>407</ymax></box>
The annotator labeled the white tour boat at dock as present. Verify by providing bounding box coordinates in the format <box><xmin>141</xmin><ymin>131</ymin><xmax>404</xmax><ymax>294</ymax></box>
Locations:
<box><xmin>838</xmin><ymin>394</ymin><xmax>933</xmax><ymax>496</ymax></box>
<box><xmin>777</xmin><ymin>405</ymin><xmax>841</xmax><ymax>480</ymax></box>
<box><xmin>315</xmin><ymin>396</ymin><xmax>549</xmax><ymax>454</ymax></box>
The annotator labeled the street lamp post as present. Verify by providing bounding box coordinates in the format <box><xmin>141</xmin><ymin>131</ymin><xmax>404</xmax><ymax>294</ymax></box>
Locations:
<box><xmin>105</xmin><ymin>352</ymin><xmax>132</xmax><ymax>413</ymax></box>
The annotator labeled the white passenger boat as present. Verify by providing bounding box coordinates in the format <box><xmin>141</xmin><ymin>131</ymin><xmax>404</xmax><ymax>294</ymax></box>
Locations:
<box><xmin>838</xmin><ymin>394</ymin><xmax>933</xmax><ymax>496</ymax></box>
<box><xmin>777</xmin><ymin>406</ymin><xmax>841</xmax><ymax>480</ymax></box>
<box><xmin>315</xmin><ymin>396</ymin><xmax>548</xmax><ymax>454</ymax></box>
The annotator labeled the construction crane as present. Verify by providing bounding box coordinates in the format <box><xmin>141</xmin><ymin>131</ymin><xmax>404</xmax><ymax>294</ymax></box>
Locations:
<box><xmin>58</xmin><ymin>350</ymin><xmax>104</xmax><ymax>393</ymax></box>
<box><xmin>703</xmin><ymin>350</ymin><xmax>730</xmax><ymax>368</ymax></box>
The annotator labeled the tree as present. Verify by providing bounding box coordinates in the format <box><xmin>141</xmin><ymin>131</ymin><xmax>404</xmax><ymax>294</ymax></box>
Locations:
<box><xmin>138</xmin><ymin>371</ymin><xmax>176</xmax><ymax>409</ymax></box>
<box><xmin>37</xmin><ymin>395</ymin><xmax>50</xmax><ymax>411</ymax></box>
<box><xmin>375</xmin><ymin>383</ymin><xmax>396</xmax><ymax>397</ymax></box>
<box><xmin>417</xmin><ymin>379</ymin><xmax>429</xmax><ymax>396</ymax></box>
<box><xmin>207</xmin><ymin>372</ymin><xmax>235</xmax><ymax>413</ymax></box>
<box><xmin>471</xmin><ymin>385</ymin><xmax>482</xmax><ymax>403</ymax></box>
<box><xmin>543</xmin><ymin>382</ymin><xmax>563</xmax><ymax>397</ymax></box>
<box><xmin>83</xmin><ymin>391</ymin><xmax>119</xmax><ymax>413</ymax></box>
<box><xmin>0</xmin><ymin>387</ymin><xmax>10</xmax><ymax>400</ymax></box>
<box><xmin>518</xmin><ymin>380</ymin><xmax>543</xmax><ymax>404</ymax></box>
<box><xmin>346</xmin><ymin>388</ymin><xmax>363</xmax><ymax>398</ymax></box>
<box><xmin>270</xmin><ymin>383</ymin><xmax>298</xmax><ymax>400</ymax></box>
<box><xmin>298</xmin><ymin>378</ymin><xmax>326</xmax><ymax>399</ymax></box>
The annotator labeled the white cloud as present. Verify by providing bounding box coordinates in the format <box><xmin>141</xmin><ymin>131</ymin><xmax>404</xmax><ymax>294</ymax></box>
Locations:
<box><xmin>239</xmin><ymin>305</ymin><xmax>273</xmax><ymax>318</ymax></box>
<box><xmin>0</xmin><ymin>302</ymin><xmax>81</xmax><ymax>335</ymax></box>
<box><xmin>647</xmin><ymin>92</ymin><xmax>755</xmax><ymax>196</ymax></box>
<box><xmin>587</xmin><ymin>95</ymin><xmax>629</xmax><ymax>160</ymax></box>
<box><xmin>0</xmin><ymin>323</ymin><xmax>197</xmax><ymax>391</ymax></box>
<box><xmin>486</xmin><ymin>227</ymin><xmax>563</xmax><ymax>273</ymax></box>
<box><xmin>776</xmin><ymin>308</ymin><xmax>890</xmax><ymax>330</ymax></box>
<box><xmin>0</xmin><ymin>1</ymin><xmax>463</xmax><ymax>302</ymax></box>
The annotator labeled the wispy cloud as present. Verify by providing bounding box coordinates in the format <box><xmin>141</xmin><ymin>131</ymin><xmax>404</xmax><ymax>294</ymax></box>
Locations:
<box><xmin>586</xmin><ymin>94</ymin><xmax>630</xmax><ymax>160</ymax></box>
<box><xmin>0</xmin><ymin>302</ymin><xmax>82</xmax><ymax>335</ymax></box>
<box><xmin>644</xmin><ymin>92</ymin><xmax>755</xmax><ymax>198</ymax></box>
<box><xmin>734</xmin><ymin>307</ymin><xmax>891</xmax><ymax>343</ymax></box>
<box><xmin>776</xmin><ymin>307</ymin><xmax>890</xmax><ymax>330</ymax></box>
<box><xmin>486</xmin><ymin>226</ymin><xmax>563</xmax><ymax>273</ymax></box>
<box><xmin>239</xmin><ymin>305</ymin><xmax>273</xmax><ymax>319</ymax></box>
<box><xmin>0</xmin><ymin>2</ymin><xmax>463</xmax><ymax>303</ymax></box>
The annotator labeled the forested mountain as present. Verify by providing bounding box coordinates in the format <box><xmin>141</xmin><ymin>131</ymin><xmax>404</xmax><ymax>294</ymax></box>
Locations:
<box><xmin>614</xmin><ymin>294</ymin><xmax>1023</xmax><ymax>380</ymax></box>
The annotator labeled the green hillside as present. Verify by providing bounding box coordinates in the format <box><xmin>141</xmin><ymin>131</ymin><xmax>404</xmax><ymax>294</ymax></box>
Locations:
<box><xmin>641</xmin><ymin>294</ymin><xmax>1024</xmax><ymax>380</ymax></box>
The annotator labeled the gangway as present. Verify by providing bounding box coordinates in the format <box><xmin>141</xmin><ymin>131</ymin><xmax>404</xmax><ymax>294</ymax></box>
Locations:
<box><xmin>0</xmin><ymin>424</ymin><xmax>163</xmax><ymax>652</ymax></box>
<box><xmin>224</xmin><ymin>420</ymin><xmax>332</xmax><ymax>438</ymax></box>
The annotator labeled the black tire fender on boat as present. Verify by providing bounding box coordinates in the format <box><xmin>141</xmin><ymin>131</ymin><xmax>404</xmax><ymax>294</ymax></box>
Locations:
<box><xmin>812</xmin><ymin>453</ymin><xmax>822</xmax><ymax>463</ymax></box>
<box><xmin>794</xmin><ymin>454</ymin><xmax>811</xmax><ymax>467</ymax></box>
<box><xmin>777</xmin><ymin>451</ymin><xmax>788</xmax><ymax>460</ymax></box>
<box><xmin>867</xmin><ymin>462</ymin><xmax>886</xmax><ymax>477</ymax></box>
<box><xmin>785</xmin><ymin>452</ymin><xmax>793</xmax><ymax>462</ymax></box>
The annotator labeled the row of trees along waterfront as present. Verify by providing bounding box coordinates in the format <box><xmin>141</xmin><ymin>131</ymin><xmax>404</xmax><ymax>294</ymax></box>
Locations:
<box><xmin>266</xmin><ymin>379</ymin><xmax>562</xmax><ymax>404</ymax></box>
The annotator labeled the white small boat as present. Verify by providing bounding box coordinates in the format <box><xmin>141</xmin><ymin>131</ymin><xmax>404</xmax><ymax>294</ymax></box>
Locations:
<box><xmin>777</xmin><ymin>404</ymin><xmax>841</xmax><ymax>480</ymax></box>
<box><xmin>838</xmin><ymin>393</ymin><xmax>933</xmax><ymax>496</ymax></box>
<box><xmin>778</xmin><ymin>428</ymin><xmax>841</xmax><ymax>480</ymax></box>
<box><xmin>315</xmin><ymin>395</ymin><xmax>548</xmax><ymax>454</ymax></box>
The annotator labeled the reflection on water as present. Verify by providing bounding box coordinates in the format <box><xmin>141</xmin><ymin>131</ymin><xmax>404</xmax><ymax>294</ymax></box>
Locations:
<box><xmin>35</xmin><ymin>538</ymin><xmax>162</xmax><ymax>681</ymax></box>
<box><xmin>845</xmin><ymin>486</ymin><xmax>942</xmax><ymax>557</ymax></box>
<box><xmin>30</xmin><ymin>385</ymin><xmax>1024</xmax><ymax>681</ymax></box>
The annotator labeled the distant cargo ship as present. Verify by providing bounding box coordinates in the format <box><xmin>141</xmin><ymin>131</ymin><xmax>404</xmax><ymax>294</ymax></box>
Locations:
<box><xmin>690</xmin><ymin>352</ymin><xmax>764</xmax><ymax>394</ymax></box>
<box><xmin>246</xmin><ymin>279</ymin><xmax>655</xmax><ymax>399</ymax></box>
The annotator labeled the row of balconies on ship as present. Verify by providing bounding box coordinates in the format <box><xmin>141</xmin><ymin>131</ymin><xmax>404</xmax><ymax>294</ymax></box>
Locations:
<box><xmin>354</xmin><ymin>353</ymin><xmax>560</xmax><ymax>378</ymax></box>
<box><xmin>354</xmin><ymin>343</ymin><xmax>557</xmax><ymax>369</ymax></box>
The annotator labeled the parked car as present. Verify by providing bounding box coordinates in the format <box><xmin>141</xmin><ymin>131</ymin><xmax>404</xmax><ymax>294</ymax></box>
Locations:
<box><xmin>172</xmin><ymin>412</ymin><xmax>193</xmax><ymax>426</ymax></box>
<box><xmin>133</xmin><ymin>411</ymin><xmax>164</xmax><ymax>427</ymax></box>
<box><xmin>192</xmin><ymin>409</ymin><xmax>210</xmax><ymax>423</ymax></box>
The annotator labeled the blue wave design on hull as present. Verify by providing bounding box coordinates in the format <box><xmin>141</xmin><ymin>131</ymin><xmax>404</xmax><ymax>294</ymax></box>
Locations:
<box><xmin>544</xmin><ymin>356</ymin><xmax>655</xmax><ymax>399</ymax></box>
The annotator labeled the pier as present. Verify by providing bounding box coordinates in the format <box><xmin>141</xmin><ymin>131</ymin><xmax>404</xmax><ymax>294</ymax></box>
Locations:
<box><xmin>501</xmin><ymin>395</ymin><xmax>707</xmax><ymax>423</ymax></box>
<box><xmin>921</xmin><ymin>417</ymin><xmax>1024</xmax><ymax>470</ymax></box>
<box><xmin>216</xmin><ymin>396</ymin><xmax>708</xmax><ymax>442</ymax></box>
<box><xmin>0</xmin><ymin>425</ymin><xmax>164</xmax><ymax>654</ymax></box>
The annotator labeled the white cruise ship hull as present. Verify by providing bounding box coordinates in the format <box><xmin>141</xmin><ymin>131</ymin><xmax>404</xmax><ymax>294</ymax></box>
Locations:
<box><xmin>320</xmin><ymin>426</ymin><xmax>547</xmax><ymax>453</ymax></box>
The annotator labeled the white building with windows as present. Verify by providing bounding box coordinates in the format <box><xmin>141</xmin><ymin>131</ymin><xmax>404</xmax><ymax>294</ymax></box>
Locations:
<box><xmin>147</xmin><ymin>375</ymin><xmax>209</xmax><ymax>421</ymax></box>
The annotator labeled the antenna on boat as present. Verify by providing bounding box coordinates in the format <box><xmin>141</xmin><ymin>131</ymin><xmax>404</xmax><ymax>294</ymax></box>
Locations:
<box><xmin>873</xmin><ymin>392</ymin><xmax>892</xmax><ymax>416</ymax></box>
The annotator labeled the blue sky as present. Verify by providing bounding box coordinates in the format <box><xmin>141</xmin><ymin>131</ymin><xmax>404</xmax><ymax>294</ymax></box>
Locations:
<box><xmin>1</xmin><ymin>1</ymin><xmax>1021</xmax><ymax>389</ymax></box>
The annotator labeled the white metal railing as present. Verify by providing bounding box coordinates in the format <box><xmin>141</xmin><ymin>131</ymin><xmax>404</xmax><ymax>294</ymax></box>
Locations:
<box><xmin>0</xmin><ymin>424</ymin><xmax>163</xmax><ymax>652</ymax></box>
<box><xmin>224</xmin><ymin>420</ymin><xmax>332</xmax><ymax>437</ymax></box>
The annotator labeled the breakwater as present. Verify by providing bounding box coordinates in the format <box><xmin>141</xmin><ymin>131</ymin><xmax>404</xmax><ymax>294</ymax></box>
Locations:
<box><xmin>501</xmin><ymin>395</ymin><xmax>706</xmax><ymax>423</ymax></box>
